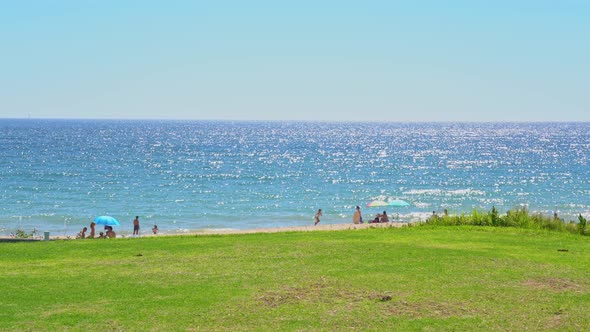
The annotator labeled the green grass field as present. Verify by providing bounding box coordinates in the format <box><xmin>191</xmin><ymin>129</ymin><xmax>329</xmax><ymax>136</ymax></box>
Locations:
<box><xmin>1</xmin><ymin>226</ymin><xmax>589</xmax><ymax>331</ymax></box>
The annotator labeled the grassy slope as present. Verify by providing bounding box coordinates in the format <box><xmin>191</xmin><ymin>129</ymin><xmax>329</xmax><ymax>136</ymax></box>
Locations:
<box><xmin>1</xmin><ymin>226</ymin><xmax>589</xmax><ymax>331</ymax></box>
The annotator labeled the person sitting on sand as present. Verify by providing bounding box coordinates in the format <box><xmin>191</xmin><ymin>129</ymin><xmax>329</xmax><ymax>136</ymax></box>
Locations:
<box><xmin>76</xmin><ymin>227</ymin><xmax>87</xmax><ymax>239</ymax></box>
<box><xmin>380</xmin><ymin>211</ymin><xmax>389</xmax><ymax>223</ymax></box>
<box><xmin>98</xmin><ymin>232</ymin><xmax>106</xmax><ymax>238</ymax></box>
<box><xmin>106</xmin><ymin>228</ymin><xmax>116</xmax><ymax>238</ymax></box>
<box><xmin>353</xmin><ymin>206</ymin><xmax>363</xmax><ymax>224</ymax></box>
<box><xmin>372</xmin><ymin>213</ymin><xmax>382</xmax><ymax>223</ymax></box>
<box><xmin>152</xmin><ymin>224</ymin><xmax>158</xmax><ymax>234</ymax></box>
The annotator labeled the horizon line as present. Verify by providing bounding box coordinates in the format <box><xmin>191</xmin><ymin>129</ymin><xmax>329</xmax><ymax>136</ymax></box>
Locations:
<box><xmin>1</xmin><ymin>117</ymin><xmax>590</xmax><ymax>124</ymax></box>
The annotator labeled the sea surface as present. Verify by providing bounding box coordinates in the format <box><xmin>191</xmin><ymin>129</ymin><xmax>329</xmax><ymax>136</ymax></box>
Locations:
<box><xmin>1</xmin><ymin>119</ymin><xmax>590</xmax><ymax>237</ymax></box>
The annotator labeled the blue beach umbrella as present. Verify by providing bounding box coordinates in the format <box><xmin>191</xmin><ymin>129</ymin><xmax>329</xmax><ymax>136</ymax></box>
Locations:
<box><xmin>94</xmin><ymin>216</ymin><xmax>120</xmax><ymax>226</ymax></box>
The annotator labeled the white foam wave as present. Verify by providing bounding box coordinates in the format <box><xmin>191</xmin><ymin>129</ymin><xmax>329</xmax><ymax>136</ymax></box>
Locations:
<box><xmin>403</xmin><ymin>189</ymin><xmax>443</xmax><ymax>195</ymax></box>
<box><xmin>403</xmin><ymin>189</ymin><xmax>485</xmax><ymax>196</ymax></box>
<box><xmin>412</xmin><ymin>202</ymin><xmax>431</xmax><ymax>209</ymax></box>
<box><xmin>448</xmin><ymin>189</ymin><xmax>485</xmax><ymax>196</ymax></box>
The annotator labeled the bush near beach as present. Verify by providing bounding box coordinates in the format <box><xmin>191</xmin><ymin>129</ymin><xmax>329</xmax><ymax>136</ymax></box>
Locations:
<box><xmin>424</xmin><ymin>206</ymin><xmax>588</xmax><ymax>236</ymax></box>
<box><xmin>1</xmin><ymin>209</ymin><xmax>590</xmax><ymax>331</ymax></box>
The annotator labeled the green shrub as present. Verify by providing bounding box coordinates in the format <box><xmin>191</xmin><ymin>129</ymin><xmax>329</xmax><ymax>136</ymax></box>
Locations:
<box><xmin>471</xmin><ymin>209</ymin><xmax>489</xmax><ymax>226</ymax></box>
<box><xmin>13</xmin><ymin>229</ymin><xmax>35</xmax><ymax>239</ymax></box>
<box><xmin>503</xmin><ymin>208</ymin><xmax>526</xmax><ymax>227</ymax></box>
<box><xmin>491</xmin><ymin>206</ymin><xmax>500</xmax><ymax>226</ymax></box>
<box><xmin>423</xmin><ymin>206</ymin><xmax>588</xmax><ymax>237</ymax></box>
<box><xmin>578</xmin><ymin>214</ymin><xmax>587</xmax><ymax>235</ymax></box>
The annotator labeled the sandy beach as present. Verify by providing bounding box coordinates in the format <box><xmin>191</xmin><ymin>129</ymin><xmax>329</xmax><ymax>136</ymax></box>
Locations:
<box><xmin>0</xmin><ymin>222</ymin><xmax>409</xmax><ymax>241</ymax></box>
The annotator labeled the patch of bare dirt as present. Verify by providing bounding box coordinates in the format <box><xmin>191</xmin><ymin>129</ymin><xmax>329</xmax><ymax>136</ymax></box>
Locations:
<box><xmin>522</xmin><ymin>278</ymin><xmax>583</xmax><ymax>293</ymax></box>
<box><xmin>258</xmin><ymin>281</ymin><xmax>480</xmax><ymax>321</ymax></box>
<box><xmin>385</xmin><ymin>299</ymin><xmax>483</xmax><ymax>318</ymax></box>
<box><xmin>257</xmin><ymin>277</ymin><xmax>368</xmax><ymax>308</ymax></box>
<box><xmin>545</xmin><ymin>308</ymin><xmax>569</xmax><ymax>330</ymax></box>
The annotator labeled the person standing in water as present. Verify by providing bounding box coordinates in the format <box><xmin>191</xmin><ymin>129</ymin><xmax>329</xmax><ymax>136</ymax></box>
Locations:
<box><xmin>314</xmin><ymin>209</ymin><xmax>322</xmax><ymax>226</ymax></box>
<box><xmin>133</xmin><ymin>216</ymin><xmax>140</xmax><ymax>235</ymax></box>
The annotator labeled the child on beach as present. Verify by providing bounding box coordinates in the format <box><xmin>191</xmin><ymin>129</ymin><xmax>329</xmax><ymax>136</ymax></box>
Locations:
<box><xmin>76</xmin><ymin>227</ymin><xmax>87</xmax><ymax>239</ymax></box>
<box><xmin>152</xmin><ymin>225</ymin><xmax>158</xmax><ymax>234</ymax></box>
<box><xmin>314</xmin><ymin>209</ymin><xmax>322</xmax><ymax>226</ymax></box>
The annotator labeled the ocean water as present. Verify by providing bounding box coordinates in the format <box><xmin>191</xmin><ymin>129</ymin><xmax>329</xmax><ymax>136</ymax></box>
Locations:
<box><xmin>1</xmin><ymin>119</ymin><xmax>590</xmax><ymax>236</ymax></box>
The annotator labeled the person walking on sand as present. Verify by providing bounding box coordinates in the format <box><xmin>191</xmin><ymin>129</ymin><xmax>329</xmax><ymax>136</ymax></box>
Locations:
<box><xmin>353</xmin><ymin>206</ymin><xmax>363</xmax><ymax>224</ymax></box>
<box><xmin>314</xmin><ymin>209</ymin><xmax>322</xmax><ymax>226</ymax></box>
<box><xmin>133</xmin><ymin>216</ymin><xmax>140</xmax><ymax>235</ymax></box>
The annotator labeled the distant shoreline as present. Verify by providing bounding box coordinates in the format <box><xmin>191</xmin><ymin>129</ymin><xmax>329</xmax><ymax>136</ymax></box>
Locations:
<box><xmin>0</xmin><ymin>221</ymin><xmax>408</xmax><ymax>241</ymax></box>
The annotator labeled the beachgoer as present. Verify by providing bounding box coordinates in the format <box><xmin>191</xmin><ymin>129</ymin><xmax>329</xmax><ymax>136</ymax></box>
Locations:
<box><xmin>98</xmin><ymin>232</ymin><xmax>106</xmax><ymax>238</ymax></box>
<box><xmin>353</xmin><ymin>206</ymin><xmax>362</xmax><ymax>224</ymax></box>
<box><xmin>104</xmin><ymin>225</ymin><xmax>114</xmax><ymax>237</ymax></box>
<box><xmin>152</xmin><ymin>224</ymin><xmax>158</xmax><ymax>234</ymax></box>
<box><xmin>372</xmin><ymin>213</ymin><xmax>382</xmax><ymax>223</ymax></box>
<box><xmin>314</xmin><ymin>209</ymin><xmax>322</xmax><ymax>226</ymax></box>
<box><xmin>380</xmin><ymin>211</ymin><xmax>389</xmax><ymax>223</ymax></box>
<box><xmin>89</xmin><ymin>222</ymin><xmax>96</xmax><ymax>238</ymax></box>
<box><xmin>133</xmin><ymin>216</ymin><xmax>140</xmax><ymax>235</ymax></box>
<box><xmin>106</xmin><ymin>228</ymin><xmax>116</xmax><ymax>238</ymax></box>
<box><xmin>77</xmin><ymin>227</ymin><xmax>87</xmax><ymax>239</ymax></box>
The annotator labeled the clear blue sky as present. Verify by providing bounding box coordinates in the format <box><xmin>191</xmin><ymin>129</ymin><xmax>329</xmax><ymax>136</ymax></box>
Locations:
<box><xmin>1</xmin><ymin>1</ymin><xmax>589</xmax><ymax>121</ymax></box>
